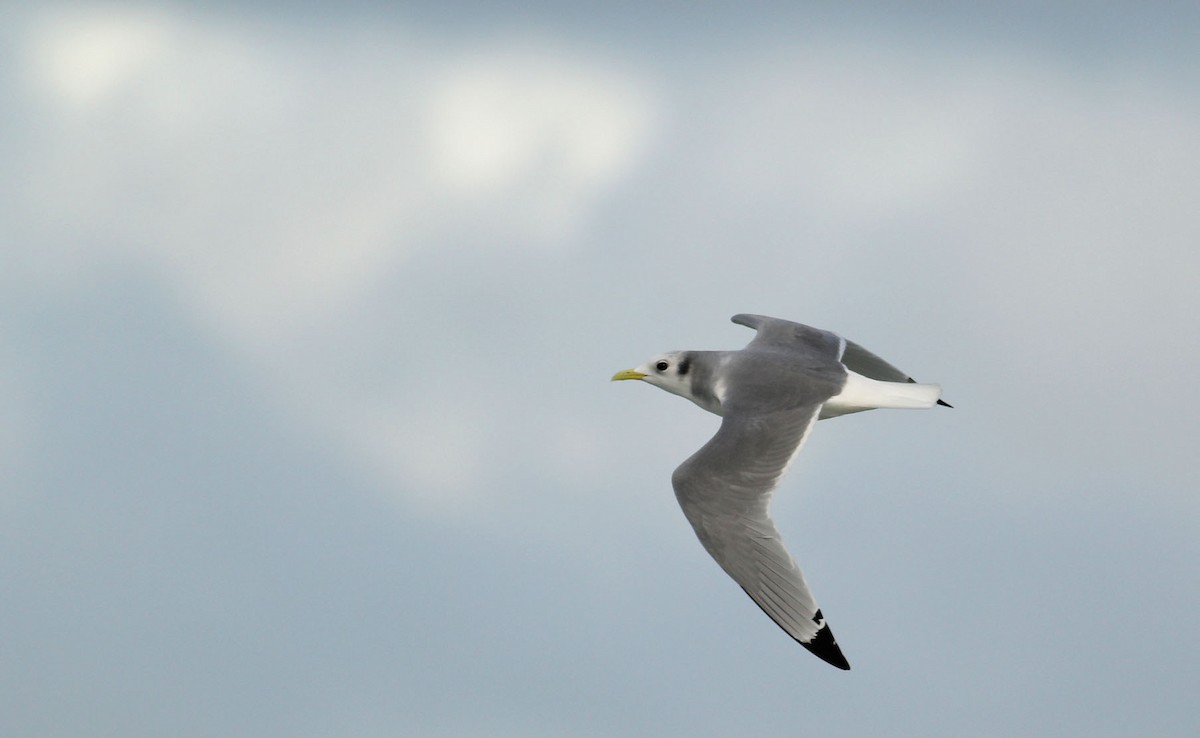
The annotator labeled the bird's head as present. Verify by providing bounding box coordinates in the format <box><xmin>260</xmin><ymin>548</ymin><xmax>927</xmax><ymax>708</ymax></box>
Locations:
<box><xmin>612</xmin><ymin>351</ymin><xmax>696</xmax><ymax>402</ymax></box>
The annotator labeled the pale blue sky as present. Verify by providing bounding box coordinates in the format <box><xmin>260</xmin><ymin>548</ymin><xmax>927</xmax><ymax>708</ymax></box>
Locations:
<box><xmin>2</xmin><ymin>3</ymin><xmax>1198</xmax><ymax>736</ymax></box>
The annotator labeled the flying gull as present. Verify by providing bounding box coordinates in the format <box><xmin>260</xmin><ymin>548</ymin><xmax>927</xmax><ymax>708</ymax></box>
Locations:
<box><xmin>612</xmin><ymin>314</ymin><xmax>949</xmax><ymax>670</ymax></box>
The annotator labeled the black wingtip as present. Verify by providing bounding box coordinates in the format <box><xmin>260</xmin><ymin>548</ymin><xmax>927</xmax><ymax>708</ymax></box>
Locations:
<box><xmin>803</xmin><ymin>626</ymin><xmax>851</xmax><ymax>670</ymax></box>
<box><xmin>802</xmin><ymin>610</ymin><xmax>851</xmax><ymax>670</ymax></box>
<box><xmin>737</xmin><ymin>590</ymin><xmax>852</xmax><ymax>670</ymax></box>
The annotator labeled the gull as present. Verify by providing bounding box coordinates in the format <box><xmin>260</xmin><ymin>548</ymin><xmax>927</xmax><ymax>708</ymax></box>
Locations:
<box><xmin>612</xmin><ymin>314</ymin><xmax>949</xmax><ymax>670</ymax></box>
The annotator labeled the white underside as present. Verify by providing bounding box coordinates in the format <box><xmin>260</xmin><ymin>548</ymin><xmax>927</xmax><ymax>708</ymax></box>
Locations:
<box><xmin>822</xmin><ymin>368</ymin><xmax>941</xmax><ymax>418</ymax></box>
<box><xmin>771</xmin><ymin>410</ymin><xmax>821</xmax><ymax>488</ymax></box>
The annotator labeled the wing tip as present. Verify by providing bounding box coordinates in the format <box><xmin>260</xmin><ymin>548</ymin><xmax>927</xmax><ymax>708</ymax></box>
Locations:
<box><xmin>737</xmin><ymin>592</ymin><xmax>853</xmax><ymax>671</ymax></box>
<box><xmin>802</xmin><ymin>618</ymin><xmax>851</xmax><ymax>670</ymax></box>
<box><xmin>730</xmin><ymin>313</ymin><xmax>761</xmax><ymax>329</ymax></box>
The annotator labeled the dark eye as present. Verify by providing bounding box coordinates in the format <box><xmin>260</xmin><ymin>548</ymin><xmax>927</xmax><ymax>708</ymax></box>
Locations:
<box><xmin>655</xmin><ymin>360</ymin><xmax>670</xmax><ymax>372</ymax></box>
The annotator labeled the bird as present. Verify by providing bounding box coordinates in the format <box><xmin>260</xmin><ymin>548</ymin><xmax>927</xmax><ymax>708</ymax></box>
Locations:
<box><xmin>612</xmin><ymin>314</ymin><xmax>949</xmax><ymax>670</ymax></box>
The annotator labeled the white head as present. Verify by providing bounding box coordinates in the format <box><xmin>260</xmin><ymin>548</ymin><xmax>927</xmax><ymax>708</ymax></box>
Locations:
<box><xmin>611</xmin><ymin>351</ymin><xmax>699</xmax><ymax>403</ymax></box>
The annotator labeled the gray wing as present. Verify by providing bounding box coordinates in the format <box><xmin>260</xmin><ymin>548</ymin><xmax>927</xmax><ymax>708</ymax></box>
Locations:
<box><xmin>731</xmin><ymin>314</ymin><xmax>844</xmax><ymax>364</ymax></box>
<box><xmin>842</xmin><ymin>339</ymin><xmax>915</xmax><ymax>382</ymax></box>
<box><xmin>671</xmin><ymin>401</ymin><xmax>850</xmax><ymax>670</ymax></box>
<box><xmin>735</xmin><ymin>315</ymin><xmax>952</xmax><ymax>410</ymax></box>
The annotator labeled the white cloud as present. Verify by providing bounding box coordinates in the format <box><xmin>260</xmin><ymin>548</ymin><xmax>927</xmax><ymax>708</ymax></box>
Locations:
<box><xmin>428</xmin><ymin>51</ymin><xmax>651</xmax><ymax>196</ymax></box>
<box><xmin>10</xmin><ymin>8</ymin><xmax>659</xmax><ymax>516</ymax></box>
<box><xmin>17</xmin><ymin>8</ymin><xmax>658</xmax><ymax>292</ymax></box>
<box><xmin>424</xmin><ymin>46</ymin><xmax>655</xmax><ymax>243</ymax></box>
<box><xmin>26</xmin><ymin>7</ymin><xmax>176</xmax><ymax>110</ymax></box>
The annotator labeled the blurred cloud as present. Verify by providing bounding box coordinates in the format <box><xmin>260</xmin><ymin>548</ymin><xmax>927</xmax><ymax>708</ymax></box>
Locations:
<box><xmin>11</xmin><ymin>5</ymin><xmax>658</xmax><ymax>515</ymax></box>
<box><xmin>17</xmin><ymin>5</ymin><xmax>657</xmax><ymax>305</ymax></box>
<box><xmin>26</xmin><ymin>6</ymin><xmax>176</xmax><ymax>110</ymax></box>
<box><xmin>427</xmin><ymin>44</ymin><xmax>655</xmax><ymax>212</ymax></box>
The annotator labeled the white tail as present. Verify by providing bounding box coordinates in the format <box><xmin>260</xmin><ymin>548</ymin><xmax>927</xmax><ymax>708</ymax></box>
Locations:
<box><xmin>821</xmin><ymin>369</ymin><xmax>941</xmax><ymax>418</ymax></box>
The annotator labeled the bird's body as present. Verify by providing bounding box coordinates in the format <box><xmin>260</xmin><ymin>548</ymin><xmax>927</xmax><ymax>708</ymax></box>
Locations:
<box><xmin>612</xmin><ymin>314</ymin><xmax>948</xmax><ymax>670</ymax></box>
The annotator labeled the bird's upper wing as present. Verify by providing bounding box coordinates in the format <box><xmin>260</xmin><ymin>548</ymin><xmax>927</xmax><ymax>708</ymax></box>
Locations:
<box><xmin>671</xmin><ymin>401</ymin><xmax>850</xmax><ymax>670</ymax></box>
<box><xmin>841</xmin><ymin>339</ymin><xmax>914</xmax><ymax>382</ymax></box>
<box><xmin>731</xmin><ymin>314</ymin><xmax>844</xmax><ymax>365</ymax></box>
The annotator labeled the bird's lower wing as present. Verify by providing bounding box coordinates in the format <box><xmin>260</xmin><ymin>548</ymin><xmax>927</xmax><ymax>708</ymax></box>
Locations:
<box><xmin>671</xmin><ymin>403</ymin><xmax>850</xmax><ymax>670</ymax></box>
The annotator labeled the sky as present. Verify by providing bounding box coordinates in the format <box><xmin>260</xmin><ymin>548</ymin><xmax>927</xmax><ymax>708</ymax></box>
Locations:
<box><xmin>2</xmin><ymin>2</ymin><xmax>1198</xmax><ymax>736</ymax></box>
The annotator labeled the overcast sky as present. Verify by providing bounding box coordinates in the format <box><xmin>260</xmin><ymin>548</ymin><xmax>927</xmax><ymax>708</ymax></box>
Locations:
<box><xmin>3</xmin><ymin>3</ymin><xmax>1198</xmax><ymax>736</ymax></box>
